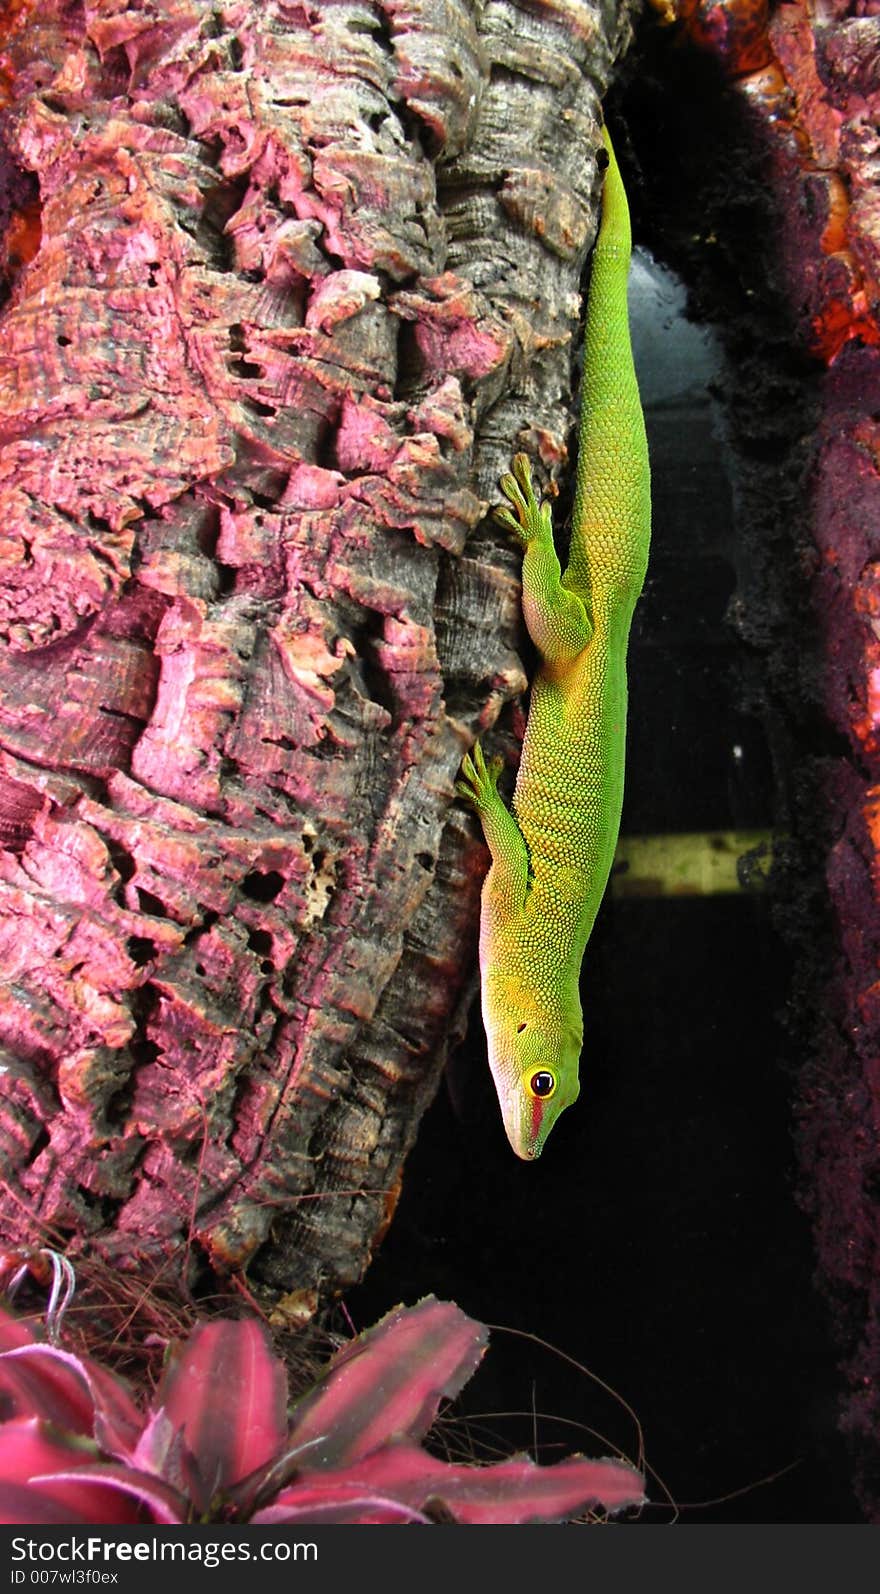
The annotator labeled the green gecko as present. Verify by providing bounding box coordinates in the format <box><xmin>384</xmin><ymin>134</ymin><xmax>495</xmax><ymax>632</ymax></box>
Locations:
<box><xmin>456</xmin><ymin>126</ymin><xmax>651</xmax><ymax>1160</ymax></box>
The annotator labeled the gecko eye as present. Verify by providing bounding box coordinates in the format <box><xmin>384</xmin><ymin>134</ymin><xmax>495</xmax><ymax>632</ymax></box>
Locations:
<box><xmin>528</xmin><ymin>1070</ymin><xmax>556</xmax><ymax>1099</ymax></box>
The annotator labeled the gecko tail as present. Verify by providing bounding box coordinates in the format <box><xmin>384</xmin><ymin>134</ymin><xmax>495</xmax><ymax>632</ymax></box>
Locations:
<box><xmin>596</xmin><ymin>125</ymin><xmax>632</xmax><ymax>263</ymax></box>
<box><xmin>566</xmin><ymin>122</ymin><xmax>651</xmax><ymax>604</ymax></box>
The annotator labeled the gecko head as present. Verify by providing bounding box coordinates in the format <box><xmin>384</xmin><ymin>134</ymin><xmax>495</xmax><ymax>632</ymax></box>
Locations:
<box><xmin>484</xmin><ymin>1006</ymin><xmax>581</xmax><ymax>1161</ymax></box>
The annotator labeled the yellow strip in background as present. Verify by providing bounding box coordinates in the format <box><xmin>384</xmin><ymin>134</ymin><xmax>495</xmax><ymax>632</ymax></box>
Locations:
<box><xmin>611</xmin><ymin>831</ymin><xmax>776</xmax><ymax>898</ymax></box>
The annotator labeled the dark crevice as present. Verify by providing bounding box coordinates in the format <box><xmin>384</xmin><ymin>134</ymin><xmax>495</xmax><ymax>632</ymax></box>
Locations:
<box><xmin>28</xmin><ymin>1125</ymin><xmax>50</xmax><ymax>1163</ymax></box>
<box><xmin>136</xmin><ymin>888</ymin><xmax>168</xmax><ymax>918</ymax></box>
<box><xmin>128</xmin><ymin>1037</ymin><xmax>160</xmax><ymax>1067</ymax></box>
<box><xmin>242</xmin><ymin>396</ymin><xmax>277</xmax><ymax>418</ymax></box>
<box><xmin>230</xmin><ymin>356</ymin><xmax>263</xmax><ymax>381</ymax></box>
<box><xmin>197</xmin><ymin>173</ymin><xmax>251</xmax><ymax>271</ymax></box>
<box><xmin>241</xmin><ymin>869</ymin><xmax>285</xmax><ymax>903</ymax></box>
<box><xmin>394</xmin><ymin>318</ymin><xmax>427</xmax><ymax>400</ymax></box>
<box><xmin>312</xmin><ymin>412</ymin><xmax>343</xmax><ymax>474</ymax></box>
<box><xmin>183</xmin><ymin>912</ymin><xmax>220</xmax><ymax>946</ymax></box>
<box><xmin>339</xmin><ymin>603</ymin><xmax>398</xmax><ymax>727</ymax></box>
<box><xmin>249</xmin><ymin>488</ymin><xmax>282</xmax><ymax>511</ymax></box>
<box><xmin>127</xmin><ymin>935</ymin><xmax>158</xmax><ymax>967</ymax></box>
<box><xmin>194</xmin><ymin>504</ymin><xmax>223</xmax><ymax>558</ymax></box>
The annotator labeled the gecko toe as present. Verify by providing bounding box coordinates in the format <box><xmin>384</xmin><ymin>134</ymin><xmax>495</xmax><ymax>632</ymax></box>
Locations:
<box><xmin>456</xmin><ymin>740</ymin><xmax>504</xmax><ymax>810</ymax></box>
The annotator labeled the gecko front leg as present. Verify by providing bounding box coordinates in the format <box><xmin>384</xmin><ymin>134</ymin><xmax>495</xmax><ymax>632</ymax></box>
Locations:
<box><xmin>497</xmin><ymin>454</ymin><xmax>593</xmax><ymax>670</ymax></box>
<box><xmin>455</xmin><ymin>740</ymin><xmax>529</xmax><ymax>920</ymax></box>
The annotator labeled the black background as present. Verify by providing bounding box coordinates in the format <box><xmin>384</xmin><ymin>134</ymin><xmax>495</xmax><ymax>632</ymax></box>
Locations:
<box><xmin>349</xmin><ymin>253</ymin><xmax>860</xmax><ymax>1524</ymax></box>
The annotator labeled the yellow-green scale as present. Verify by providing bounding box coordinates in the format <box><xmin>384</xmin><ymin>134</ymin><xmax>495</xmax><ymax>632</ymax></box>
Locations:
<box><xmin>512</xmin><ymin>129</ymin><xmax>650</xmax><ymax>1008</ymax></box>
<box><xmin>456</xmin><ymin>127</ymin><xmax>651</xmax><ymax>1159</ymax></box>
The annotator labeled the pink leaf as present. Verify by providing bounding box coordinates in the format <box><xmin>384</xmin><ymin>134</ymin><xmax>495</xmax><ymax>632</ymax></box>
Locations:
<box><xmin>252</xmin><ymin>1481</ymin><xmax>429</xmax><ymax>1524</ymax></box>
<box><xmin>153</xmin><ymin>1318</ymin><xmax>287</xmax><ymax>1506</ymax></box>
<box><xmin>129</xmin><ymin>1407</ymin><xmax>179</xmax><ymax>1479</ymax></box>
<box><xmin>297</xmin><ymin>1441</ymin><xmax>645</xmax><ymax>1524</ymax></box>
<box><xmin>0</xmin><ymin>1347</ymin><xmax>97</xmax><ymax>1435</ymax></box>
<box><xmin>88</xmin><ymin>1366</ymin><xmax>144</xmax><ymax>1458</ymax></box>
<box><xmin>32</xmin><ymin>1464</ymin><xmax>185</xmax><ymax>1524</ymax></box>
<box><xmin>0</xmin><ymin>1417</ymin><xmax>99</xmax><ymax>1482</ymax></box>
<box><xmin>224</xmin><ymin>1434</ymin><xmax>326</xmax><ymax>1518</ymax></box>
<box><xmin>0</xmin><ymin>1482</ymin><xmax>87</xmax><ymax>1524</ymax></box>
<box><xmin>0</xmin><ymin>1345</ymin><xmax>141</xmax><ymax>1455</ymax></box>
<box><xmin>0</xmin><ymin>1419</ymin><xmax>144</xmax><ymax>1523</ymax></box>
<box><xmin>288</xmin><ymin>1297</ymin><xmax>488</xmax><ymax>1468</ymax></box>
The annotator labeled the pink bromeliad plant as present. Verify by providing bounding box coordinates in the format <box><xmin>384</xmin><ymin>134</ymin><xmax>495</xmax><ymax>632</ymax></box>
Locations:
<box><xmin>0</xmin><ymin>1292</ymin><xmax>644</xmax><ymax>1525</ymax></box>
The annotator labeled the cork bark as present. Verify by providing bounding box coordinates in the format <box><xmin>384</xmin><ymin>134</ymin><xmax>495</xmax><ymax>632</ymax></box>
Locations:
<box><xmin>0</xmin><ymin>1</ymin><xmax>636</xmax><ymax>1295</ymax></box>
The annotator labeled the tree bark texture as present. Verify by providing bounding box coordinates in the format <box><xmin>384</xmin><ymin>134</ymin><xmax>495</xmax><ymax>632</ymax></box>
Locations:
<box><xmin>0</xmin><ymin>1</ymin><xmax>637</xmax><ymax>1294</ymax></box>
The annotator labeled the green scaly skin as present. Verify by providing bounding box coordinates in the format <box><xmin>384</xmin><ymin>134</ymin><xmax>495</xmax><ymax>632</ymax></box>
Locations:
<box><xmin>456</xmin><ymin>127</ymin><xmax>651</xmax><ymax>1160</ymax></box>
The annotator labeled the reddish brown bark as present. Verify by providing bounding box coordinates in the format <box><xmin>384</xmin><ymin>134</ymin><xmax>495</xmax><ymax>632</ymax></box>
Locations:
<box><xmin>0</xmin><ymin>2</ymin><xmax>636</xmax><ymax>1294</ymax></box>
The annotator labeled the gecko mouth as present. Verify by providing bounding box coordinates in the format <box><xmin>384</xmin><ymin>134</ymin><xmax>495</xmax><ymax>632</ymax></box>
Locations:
<box><xmin>502</xmin><ymin>1116</ymin><xmax>543</xmax><ymax>1161</ymax></box>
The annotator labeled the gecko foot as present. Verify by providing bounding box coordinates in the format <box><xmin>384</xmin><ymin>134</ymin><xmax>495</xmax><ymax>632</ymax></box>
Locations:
<box><xmin>455</xmin><ymin>739</ymin><xmax>504</xmax><ymax>812</ymax></box>
<box><xmin>495</xmin><ymin>452</ymin><xmax>552</xmax><ymax>546</ymax></box>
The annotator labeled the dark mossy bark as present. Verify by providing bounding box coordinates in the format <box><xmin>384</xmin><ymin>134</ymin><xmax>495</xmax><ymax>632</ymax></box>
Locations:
<box><xmin>620</xmin><ymin>0</ymin><xmax>880</xmax><ymax>1521</ymax></box>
